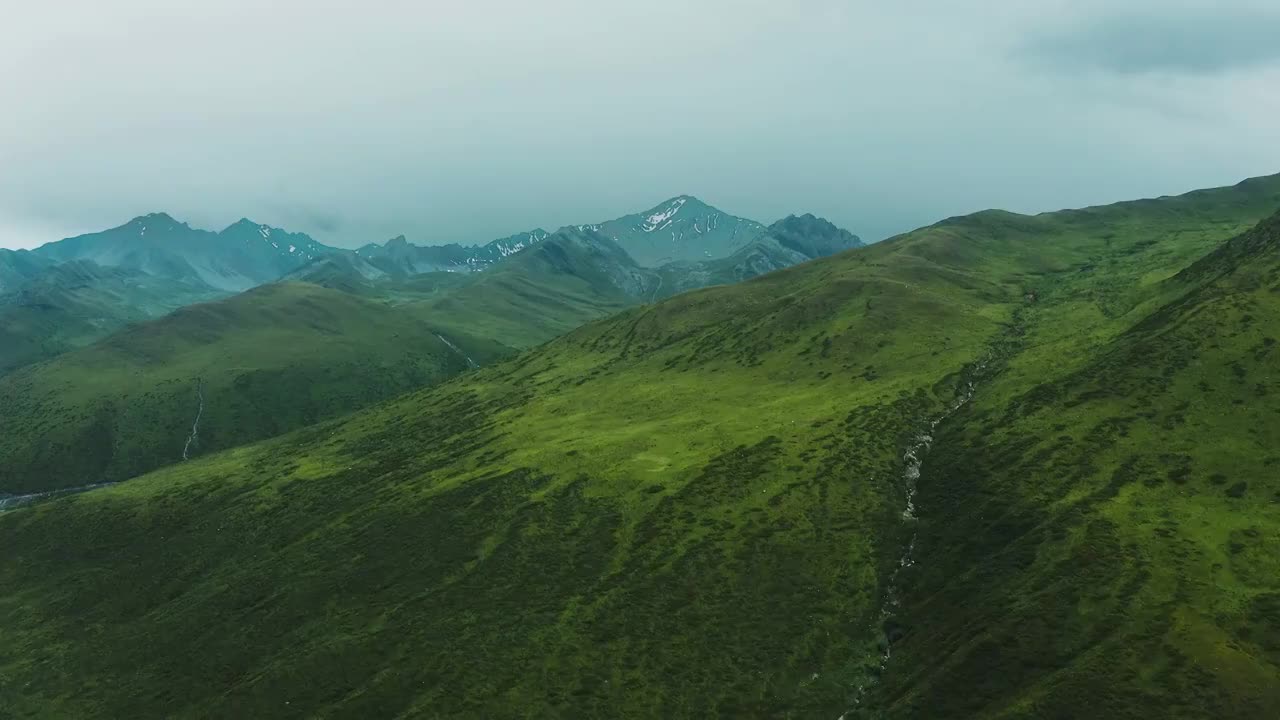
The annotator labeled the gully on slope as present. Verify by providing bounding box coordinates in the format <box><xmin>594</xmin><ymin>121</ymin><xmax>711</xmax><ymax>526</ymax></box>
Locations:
<box><xmin>182</xmin><ymin>378</ymin><xmax>204</xmax><ymax>461</ymax></box>
<box><xmin>0</xmin><ymin>482</ymin><xmax>119</xmax><ymax>512</ymax></box>
<box><xmin>434</xmin><ymin>333</ymin><xmax>479</xmax><ymax>369</ymax></box>
<box><xmin>840</xmin><ymin>312</ymin><xmax>1024</xmax><ymax>718</ymax></box>
<box><xmin>840</xmin><ymin>354</ymin><xmax>993</xmax><ymax>719</ymax></box>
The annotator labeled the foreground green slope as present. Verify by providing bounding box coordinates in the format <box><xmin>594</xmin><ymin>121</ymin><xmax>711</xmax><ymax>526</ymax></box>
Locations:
<box><xmin>878</xmin><ymin>209</ymin><xmax>1280</xmax><ymax>718</ymax></box>
<box><xmin>1</xmin><ymin>175</ymin><xmax>1279</xmax><ymax>718</ymax></box>
<box><xmin>0</xmin><ymin>282</ymin><xmax>507</xmax><ymax>494</ymax></box>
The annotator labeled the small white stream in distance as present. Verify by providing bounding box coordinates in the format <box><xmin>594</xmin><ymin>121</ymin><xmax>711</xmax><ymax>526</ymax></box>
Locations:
<box><xmin>0</xmin><ymin>482</ymin><xmax>119</xmax><ymax>512</ymax></box>
<box><xmin>435</xmin><ymin>333</ymin><xmax>479</xmax><ymax>369</ymax></box>
<box><xmin>182</xmin><ymin>378</ymin><xmax>204</xmax><ymax>461</ymax></box>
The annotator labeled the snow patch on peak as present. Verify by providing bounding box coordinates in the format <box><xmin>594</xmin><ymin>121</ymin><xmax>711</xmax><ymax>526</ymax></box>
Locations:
<box><xmin>641</xmin><ymin>198</ymin><xmax>688</xmax><ymax>233</ymax></box>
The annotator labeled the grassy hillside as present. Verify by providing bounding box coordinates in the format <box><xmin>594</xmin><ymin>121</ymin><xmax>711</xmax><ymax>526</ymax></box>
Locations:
<box><xmin>0</xmin><ymin>224</ymin><xmax>1014</xmax><ymax>718</ymax></box>
<box><xmin>0</xmin><ymin>282</ymin><xmax>508</xmax><ymax>494</ymax></box>
<box><xmin>652</xmin><ymin>214</ymin><xmax>865</xmax><ymax>301</ymax></box>
<box><xmin>408</xmin><ymin>229</ymin><xmax>647</xmax><ymax>348</ymax></box>
<box><xmin>0</xmin><ymin>261</ymin><xmax>225</xmax><ymax>375</ymax></box>
<box><xmin>0</xmin><ymin>229</ymin><xmax>690</xmax><ymax>495</ymax></box>
<box><xmin>877</xmin><ymin>208</ymin><xmax>1280</xmax><ymax>718</ymax></box>
<box><xmin>0</xmin><ymin>248</ymin><xmax>52</xmax><ymax>293</ymax></box>
<box><xmin>1</xmin><ymin>175</ymin><xmax>1278</xmax><ymax>718</ymax></box>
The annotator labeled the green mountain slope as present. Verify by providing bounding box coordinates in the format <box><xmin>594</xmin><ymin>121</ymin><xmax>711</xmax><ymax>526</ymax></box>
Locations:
<box><xmin>349</xmin><ymin>220</ymin><xmax>864</xmax><ymax>347</ymax></box>
<box><xmin>407</xmin><ymin>228</ymin><xmax>646</xmax><ymax>348</ymax></box>
<box><xmin>1</xmin><ymin>174</ymin><xmax>1278</xmax><ymax>718</ymax></box>
<box><xmin>0</xmin><ymin>248</ymin><xmax>52</xmax><ymax>293</ymax></box>
<box><xmin>0</xmin><ymin>220</ymin><xmax>1006</xmax><ymax>718</ymax></box>
<box><xmin>0</xmin><ymin>260</ymin><xmax>225</xmax><ymax>375</ymax></box>
<box><xmin>0</xmin><ymin>282</ymin><xmax>508</xmax><ymax>495</ymax></box>
<box><xmin>0</xmin><ymin>221</ymin><xmax>838</xmax><ymax>494</ymax></box>
<box><xmin>654</xmin><ymin>213</ymin><xmax>865</xmax><ymax>299</ymax></box>
<box><xmin>280</xmin><ymin>251</ymin><xmax>393</xmax><ymax>295</ymax></box>
<box><xmin>877</xmin><ymin>208</ymin><xmax>1280</xmax><ymax>718</ymax></box>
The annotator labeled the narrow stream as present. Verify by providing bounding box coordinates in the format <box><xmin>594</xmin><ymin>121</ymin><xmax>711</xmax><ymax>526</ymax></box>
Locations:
<box><xmin>435</xmin><ymin>333</ymin><xmax>479</xmax><ymax>369</ymax></box>
<box><xmin>841</xmin><ymin>358</ymin><xmax>987</xmax><ymax>718</ymax></box>
<box><xmin>0</xmin><ymin>482</ymin><xmax>118</xmax><ymax>512</ymax></box>
<box><xmin>182</xmin><ymin>378</ymin><xmax>204</xmax><ymax>461</ymax></box>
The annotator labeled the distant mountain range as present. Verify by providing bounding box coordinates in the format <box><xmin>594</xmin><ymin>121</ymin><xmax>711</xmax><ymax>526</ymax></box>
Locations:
<box><xmin>30</xmin><ymin>213</ymin><xmax>332</xmax><ymax>292</ymax></box>
<box><xmin>353</xmin><ymin>229</ymin><xmax>553</xmax><ymax>275</ymax></box>
<box><xmin>0</xmin><ymin>260</ymin><xmax>222</xmax><ymax>375</ymax></box>
<box><xmin>344</xmin><ymin>195</ymin><xmax>793</xmax><ymax>274</ymax></box>
<box><xmin>308</xmin><ymin>199</ymin><xmax>862</xmax><ymax>302</ymax></box>
<box><xmin>0</xmin><ymin>197</ymin><xmax>862</xmax><ymax>487</ymax></box>
<box><xmin>17</xmin><ymin>196</ymin><xmax>855</xmax><ymax>293</ymax></box>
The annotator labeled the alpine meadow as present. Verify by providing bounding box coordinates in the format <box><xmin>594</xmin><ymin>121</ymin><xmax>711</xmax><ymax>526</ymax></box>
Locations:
<box><xmin>3</xmin><ymin>3</ymin><xmax>1280</xmax><ymax>719</ymax></box>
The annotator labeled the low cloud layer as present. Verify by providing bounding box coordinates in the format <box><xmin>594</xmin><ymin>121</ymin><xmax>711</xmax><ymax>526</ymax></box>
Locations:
<box><xmin>2</xmin><ymin>1</ymin><xmax>1279</xmax><ymax>250</ymax></box>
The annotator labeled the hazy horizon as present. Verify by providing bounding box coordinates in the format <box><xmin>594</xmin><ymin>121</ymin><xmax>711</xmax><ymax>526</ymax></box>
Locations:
<box><xmin>4</xmin><ymin>0</ymin><xmax>1280</xmax><ymax>250</ymax></box>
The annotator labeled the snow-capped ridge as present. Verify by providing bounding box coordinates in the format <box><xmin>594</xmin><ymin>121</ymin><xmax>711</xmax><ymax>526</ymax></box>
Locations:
<box><xmin>641</xmin><ymin>197</ymin><xmax>689</xmax><ymax>233</ymax></box>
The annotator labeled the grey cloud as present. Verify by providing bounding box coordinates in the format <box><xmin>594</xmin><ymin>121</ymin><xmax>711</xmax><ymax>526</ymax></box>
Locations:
<box><xmin>1027</xmin><ymin>6</ymin><xmax>1280</xmax><ymax>75</ymax></box>
<box><xmin>1</xmin><ymin>2</ymin><xmax>1278</xmax><ymax>250</ymax></box>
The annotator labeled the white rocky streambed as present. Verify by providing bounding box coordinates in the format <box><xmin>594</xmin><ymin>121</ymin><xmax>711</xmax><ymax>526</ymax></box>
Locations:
<box><xmin>182</xmin><ymin>378</ymin><xmax>204</xmax><ymax>461</ymax></box>
<box><xmin>435</xmin><ymin>333</ymin><xmax>479</xmax><ymax>369</ymax></box>
<box><xmin>841</xmin><ymin>359</ymin><xmax>986</xmax><ymax>718</ymax></box>
<box><xmin>0</xmin><ymin>482</ymin><xmax>118</xmax><ymax>512</ymax></box>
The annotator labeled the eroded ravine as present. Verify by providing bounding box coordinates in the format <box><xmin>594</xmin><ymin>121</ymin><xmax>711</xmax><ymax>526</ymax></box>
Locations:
<box><xmin>840</xmin><ymin>357</ymin><xmax>988</xmax><ymax>718</ymax></box>
<box><xmin>839</xmin><ymin>306</ymin><xmax>1026</xmax><ymax>718</ymax></box>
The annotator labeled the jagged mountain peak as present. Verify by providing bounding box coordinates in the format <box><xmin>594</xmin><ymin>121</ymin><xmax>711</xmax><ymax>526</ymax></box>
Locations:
<box><xmin>588</xmin><ymin>195</ymin><xmax>766</xmax><ymax>267</ymax></box>
<box><xmin>771</xmin><ymin>213</ymin><xmax>834</xmax><ymax>230</ymax></box>
<box><xmin>641</xmin><ymin>194</ymin><xmax>707</xmax><ymax>211</ymax></box>
<box><xmin>765</xmin><ymin>213</ymin><xmax>863</xmax><ymax>257</ymax></box>
<box><xmin>219</xmin><ymin>219</ymin><xmax>307</xmax><ymax>242</ymax></box>
<box><xmin>32</xmin><ymin>213</ymin><xmax>333</xmax><ymax>291</ymax></box>
<box><xmin>123</xmin><ymin>212</ymin><xmax>186</xmax><ymax>232</ymax></box>
<box><xmin>132</xmin><ymin>211</ymin><xmax>180</xmax><ymax>223</ymax></box>
<box><xmin>768</xmin><ymin>211</ymin><xmax>860</xmax><ymax>244</ymax></box>
<box><xmin>633</xmin><ymin>195</ymin><xmax>713</xmax><ymax>231</ymax></box>
<box><xmin>222</xmin><ymin>218</ymin><xmax>274</xmax><ymax>233</ymax></box>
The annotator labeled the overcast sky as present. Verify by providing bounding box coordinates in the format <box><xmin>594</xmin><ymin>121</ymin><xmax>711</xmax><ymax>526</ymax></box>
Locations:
<box><xmin>2</xmin><ymin>0</ymin><xmax>1279</xmax><ymax>249</ymax></box>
